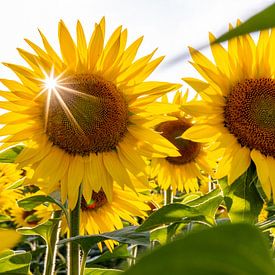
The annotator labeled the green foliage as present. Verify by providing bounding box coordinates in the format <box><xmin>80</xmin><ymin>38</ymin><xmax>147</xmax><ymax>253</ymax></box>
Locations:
<box><xmin>125</xmin><ymin>223</ymin><xmax>274</xmax><ymax>275</ymax></box>
<box><xmin>0</xmin><ymin>251</ymin><xmax>31</xmax><ymax>274</ymax></box>
<box><xmin>85</xmin><ymin>268</ymin><xmax>123</xmax><ymax>274</ymax></box>
<box><xmin>17</xmin><ymin>218</ymin><xmax>60</xmax><ymax>250</ymax></box>
<box><xmin>138</xmin><ymin>189</ymin><xmax>223</xmax><ymax>232</ymax></box>
<box><xmin>186</xmin><ymin>189</ymin><xmax>223</xmax><ymax>223</ymax></box>
<box><xmin>60</xmin><ymin>226</ymin><xmax>150</xmax><ymax>255</ymax></box>
<box><xmin>219</xmin><ymin>165</ymin><xmax>264</xmax><ymax>223</ymax></box>
<box><xmin>0</xmin><ymin>145</ymin><xmax>24</xmax><ymax>163</ymax></box>
<box><xmin>86</xmin><ymin>244</ymin><xmax>130</xmax><ymax>267</ymax></box>
<box><xmin>18</xmin><ymin>194</ymin><xmax>69</xmax><ymax>223</ymax></box>
<box><xmin>214</xmin><ymin>3</ymin><xmax>275</xmax><ymax>43</ymax></box>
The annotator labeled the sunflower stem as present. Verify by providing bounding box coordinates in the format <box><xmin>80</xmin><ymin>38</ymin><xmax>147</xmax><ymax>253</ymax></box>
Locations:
<box><xmin>43</xmin><ymin>210</ymin><xmax>62</xmax><ymax>275</ymax></box>
<box><xmin>80</xmin><ymin>251</ymin><xmax>88</xmax><ymax>275</ymax></box>
<box><xmin>68</xmin><ymin>185</ymin><xmax>82</xmax><ymax>275</ymax></box>
<box><xmin>164</xmin><ymin>187</ymin><xmax>173</xmax><ymax>205</ymax></box>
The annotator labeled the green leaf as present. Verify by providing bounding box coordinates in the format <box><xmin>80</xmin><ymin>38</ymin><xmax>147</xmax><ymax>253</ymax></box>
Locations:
<box><xmin>0</xmin><ymin>251</ymin><xmax>13</xmax><ymax>260</ymax></box>
<box><xmin>0</xmin><ymin>145</ymin><xmax>24</xmax><ymax>163</ymax></box>
<box><xmin>86</xmin><ymin>244</ymin><xmax>130</xmax><ymax>267</ymax></box>
<box><xmin>18</xmin><ymin>194</ymin><xmax>69</xmax><ymax>223</ymax></box>
<box><xmin>17</xmin><ymin>217</ymin><xmax>61</xmax><ymax>247</ymax></box>
<box><xmin>214</xmin><ymin>3</ymin><xmax>275</xmax><ymax>43</ymax></box>
<box><xmin>125</xmin><ymin>223</ymin><xmax>274</xmax><ymax>275</ymax></box>
<box><xmin>186</xmin><ymin>189</ymin><xmax>223</xmax><ymax>223</ymax></box>
<box><xmin>219</xmin><ymin>164</ymin><xmax>263</xmax><ymax>223</ymax></box>
<box><xmin>0</xmin><ymin>251</ymin><xmax>31</xmax><ymax>274</ymax></box>
<box><xmin>59</xmin><ymin>226</ymin><xmax>149</xmax><ymax>254</ymax></box>
<box><xmin>136</xmin><ymin>204</ymin><xmax>201</xmax><ymax>232</ymax></box>
<box><xmin>137</xmin><ymin>189</ymin><xmax>222</xmax><ymax>232</ymax></box>
<box><xmin>0</xmin><ymin>214</ymin><xmax>11</xmax><ymax>222</ymax></box>
<box><xmin>150</xmin><ymin>227</ymin><xmax>168</xmax><ymax>245</ymax></box>
<box><xmin>85</xmin><ymin>268</ymin><xmax>122</xmax><ymax>275</ymax></box>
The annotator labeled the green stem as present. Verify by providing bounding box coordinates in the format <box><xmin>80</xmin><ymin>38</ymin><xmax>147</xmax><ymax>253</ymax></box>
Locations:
<box><xmin>68</xmin><ymin>186</ymin><xmax>82</xmax><ymax>275</ymax></box>
<box><xmin>43</xmin><ymin>210</ymin><xmax>62</xmax><ymax>275</ymax></box>
<box><xmin>80</xmin><ymin>251</ymin><xmax>88</xmax><ymax>275</ymax></box>
<box><xmin>164</xmin><ymin>187</ymin><xmax>173</xmax><ymax>205</ymax></box>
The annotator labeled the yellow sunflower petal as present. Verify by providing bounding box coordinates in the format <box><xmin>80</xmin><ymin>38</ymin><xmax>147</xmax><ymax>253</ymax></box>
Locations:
<box><xmin>58</xmin><ymin>20</ymin><xmax>77</xmax><ymax>67</ymax></box>
<box><xmin>0</xmin><ymin>230</ymin><xmax>21</xmax><ymax>252</ymax></box>
<box><xmin>251</xmin><ymin>149</ymin><xmax>271</xmax><ymax>199</ymax></box>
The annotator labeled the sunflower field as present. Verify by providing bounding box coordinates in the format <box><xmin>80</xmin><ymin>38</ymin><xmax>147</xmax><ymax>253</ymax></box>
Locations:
<box><xmin>0</xmin><ymin>2</ymin><xmax>275</xmax><ymax>275</ymax></box>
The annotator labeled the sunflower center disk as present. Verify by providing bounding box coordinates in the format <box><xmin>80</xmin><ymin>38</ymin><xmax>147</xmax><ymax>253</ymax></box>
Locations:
<box><xmin>224</xmin><ymin>78</ymin><xmax>275</xmax><ymax>157</ymax></box>
<box><xmin>81</xmin><ymin>189</ymin><xmax>108</xmax><ymax>211</ymax></box>
<box><xmin>45</xmin><ymin>74</ymin><xmax>129</xmax><ymax>155</ymax></box>
<box><xmin>156</xmin><ymin>119</ymin><xmax>201</xmax><ymax>165</ymax></box>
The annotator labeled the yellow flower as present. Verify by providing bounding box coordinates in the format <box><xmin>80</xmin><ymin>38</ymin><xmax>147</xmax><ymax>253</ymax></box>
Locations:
<box><xmin>182</xmin><ymin>22</ymin><xmax>275</xmax><ymax>199</ymax></box>
<box><xmin>151</xmin><ymin>91</ymin><xmax>213</xmax><ymax>193</ymax></box>
<box><xmin>0</xmin><ymin>163</ymin><xmax>22</xmax><ymax>212</ymax></box>
<box><xmin>62</xmin><ymin>184</ymin><xmax>150</xmax><ymax>251</ymax></box>
<box><xmin>0</xmin><ymin>18</ymin><xmax>180</xmax><ymax>209</ymax></box>
<box><xmin>10</xmin><ymin>191</ymin><xmax>53</xmax><ymax>228</ymax></box>
<box><xmin>0</xmin><ymin>230</ymin><xmax>21</xmax><ymax>252</ymax></box>
<box><xmin>0</xmin><ymin>163</ymin><xmax>22</xmax><ymax>186</ymax></box>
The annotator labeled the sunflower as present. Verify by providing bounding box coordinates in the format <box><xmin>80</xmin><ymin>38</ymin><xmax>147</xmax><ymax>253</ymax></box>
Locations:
<box><xmin>0</xmin><ymin>163</ymin><xmax>22</xmax><ymax>212</ymax></box>
<box><xmin>0</xmin><ymin>18</ymin><xmax>180</xmax><ymax>209</ymax></box>
<box><xmin>181</xmin><ymin>22</ymin><xmax>275</xmax><ymax>199</ymax></box>
<box><xmin>0</xmin><ymin>230</ymin><xmax>21</xmax><ymax>252</ymax></box>
<box><xmin>10</xmin><ymin>191</ymin><xmax>53</xmax><ymax>228</ymax></box>
<box><xmin>150</xmin><ymin>91</ymin><xmax>213</xmax><ymax>193</ymax></box>
<box><xmin>61</xmin><ymin>183</ymin><xmax>150</xmax><ymax>251</ymax></box>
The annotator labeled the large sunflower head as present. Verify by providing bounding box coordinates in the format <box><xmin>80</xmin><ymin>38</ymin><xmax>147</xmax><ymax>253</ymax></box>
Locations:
<box><xmin>0</xmin><ymin>18</ymin><xmax>181</xmax><ymax>209</ymax></box>
<box><xmin>182</xmin><ymin>23</ymin><xmax>275</xmax><ymax>199</ymax></box>
<box><xmin>150</xmin><ymin>91</ymin><xmax>213</xmax><ymax>193</ymax></box>
<box><xmin>62</xmin><ymin>183</ymin><xmax>150</xmax><ymax>251</ymax></box>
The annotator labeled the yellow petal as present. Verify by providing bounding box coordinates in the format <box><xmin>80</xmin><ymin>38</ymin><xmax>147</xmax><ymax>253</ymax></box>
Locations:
<box><xmin>120</xmin><ymin>36</ymin><xmax>143</xmax><ymax>70</ymax></box>
<box><xmin>117</xmin><ymin>49</ymin><xmax>157</xmax><ymax>83</ymax></box>
<box><xmin>266</xmin><ymin>156</ymin><xmax>275</xmax><ymax>200</ymax></box>
<box><xmin>76</xmin><ymin>20</ymin><xmax>87</xmax><ymax>66</ymax></box>
<box><xmin>182</xmin><ymin>77</ymin><xmax>209</xmax><ymax>92</ymax></box>
<box><xmin>209</xmin><ymin>32</ymin><xmax>229</xmax><ymax>76</ymax></box>
<box><xmin>101</xmin><ymin>31</ymin><xmax>121</xmax><ymax>72</ymax></box>
<box><xmin>128</xmin><ymin>125</ymin><xmax>179</xmax><ymax>156</ymax></box>
<box><xmin>89</xmin><ymin>153</ymin><xmax>113</xmax><ymax>201</ymax></box>
<box><xmin>103</xmin><ymin>151</ymin><xmax>134</xmax><ymax>190</ymax></box>
<box><xmin>228</xmin><ymin>146</ymin><xmax>251</xmax><ymax>184</ymax></box>
<box><xmin>88</xmin><ymin>23</ymin><xmax>104</xmax><ymax>71</ymax></box>
<box><xmin>0</xmin><ymin>230</ymin><xmax>21</xmax><ymax>252</ymax></box>
<box><xmin>67</xmin><ymin>155</ymin><xmax>84</xmax><ymax>209</ymax></box>
<box><xmin>181</xmin><ymin>101</ymin><xmax>223</xmax><ymax>117</ymax></box>
<box><xmin>131</xmin><ymin>56</ymin><xmax>164</xmax><ymax>84</ymax></box>
<box><xmin>189</xmin><ymin>46</ymin><xmax>217</xmax><ymax>72</ymax></box>
<box><xmin>251</xmin><ymin>149</ymin><xmax>271</xmax><ymax>199</ymax></box>
<box><xmin>58</xmin><ymin>20</ymin><xmax>77</xmax><ymax>66</ymax></box>
<box><xmin>182</xmin><ymin>124</ymin><xmax>223</xmax><ymax>143</ymax></box>
<box><xmin>38</xmin><ymin>29</ymin><xmax>64</xmax><ymax>69</ymax></box>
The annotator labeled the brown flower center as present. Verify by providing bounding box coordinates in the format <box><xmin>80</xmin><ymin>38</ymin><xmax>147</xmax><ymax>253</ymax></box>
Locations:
<box><xmin>156</xmin><ymin>118</ymin><xmax>201</xmax><ymax>165</ymax></box>
<box><xmin>44</xmin><ymin>74</ymin><xmax>129</xmax><ymax>156</ymax></box>
<box><xmin>224</xmin><ymin>78</ymin><xmax>275</xmax><ymax>157</ymax></box>
<box><xmin>81</xmin><ymin>189</ymin><xmax>108</xmax><ymax>211</ymax></box>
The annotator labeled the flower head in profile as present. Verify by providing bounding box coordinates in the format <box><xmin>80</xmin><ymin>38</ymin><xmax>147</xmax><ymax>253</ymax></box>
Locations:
<box><xmin>62</xmin><ymin>183</ymin><xmax>150</xmax><ymax>251</ymax></box>
<box><xmin>0</xmin><ymin>18</ymin><xmax>180</xmax><ymax>209</ymax></box>
<box><xmin>182</xmin><ymin>22</ymin><xmax>275</xmax><ymax>199</ymax></box>
<box><xmin>150</xmin><ymin>91</ymin><xmax>213</xmax><ymax>193</ymax></box>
